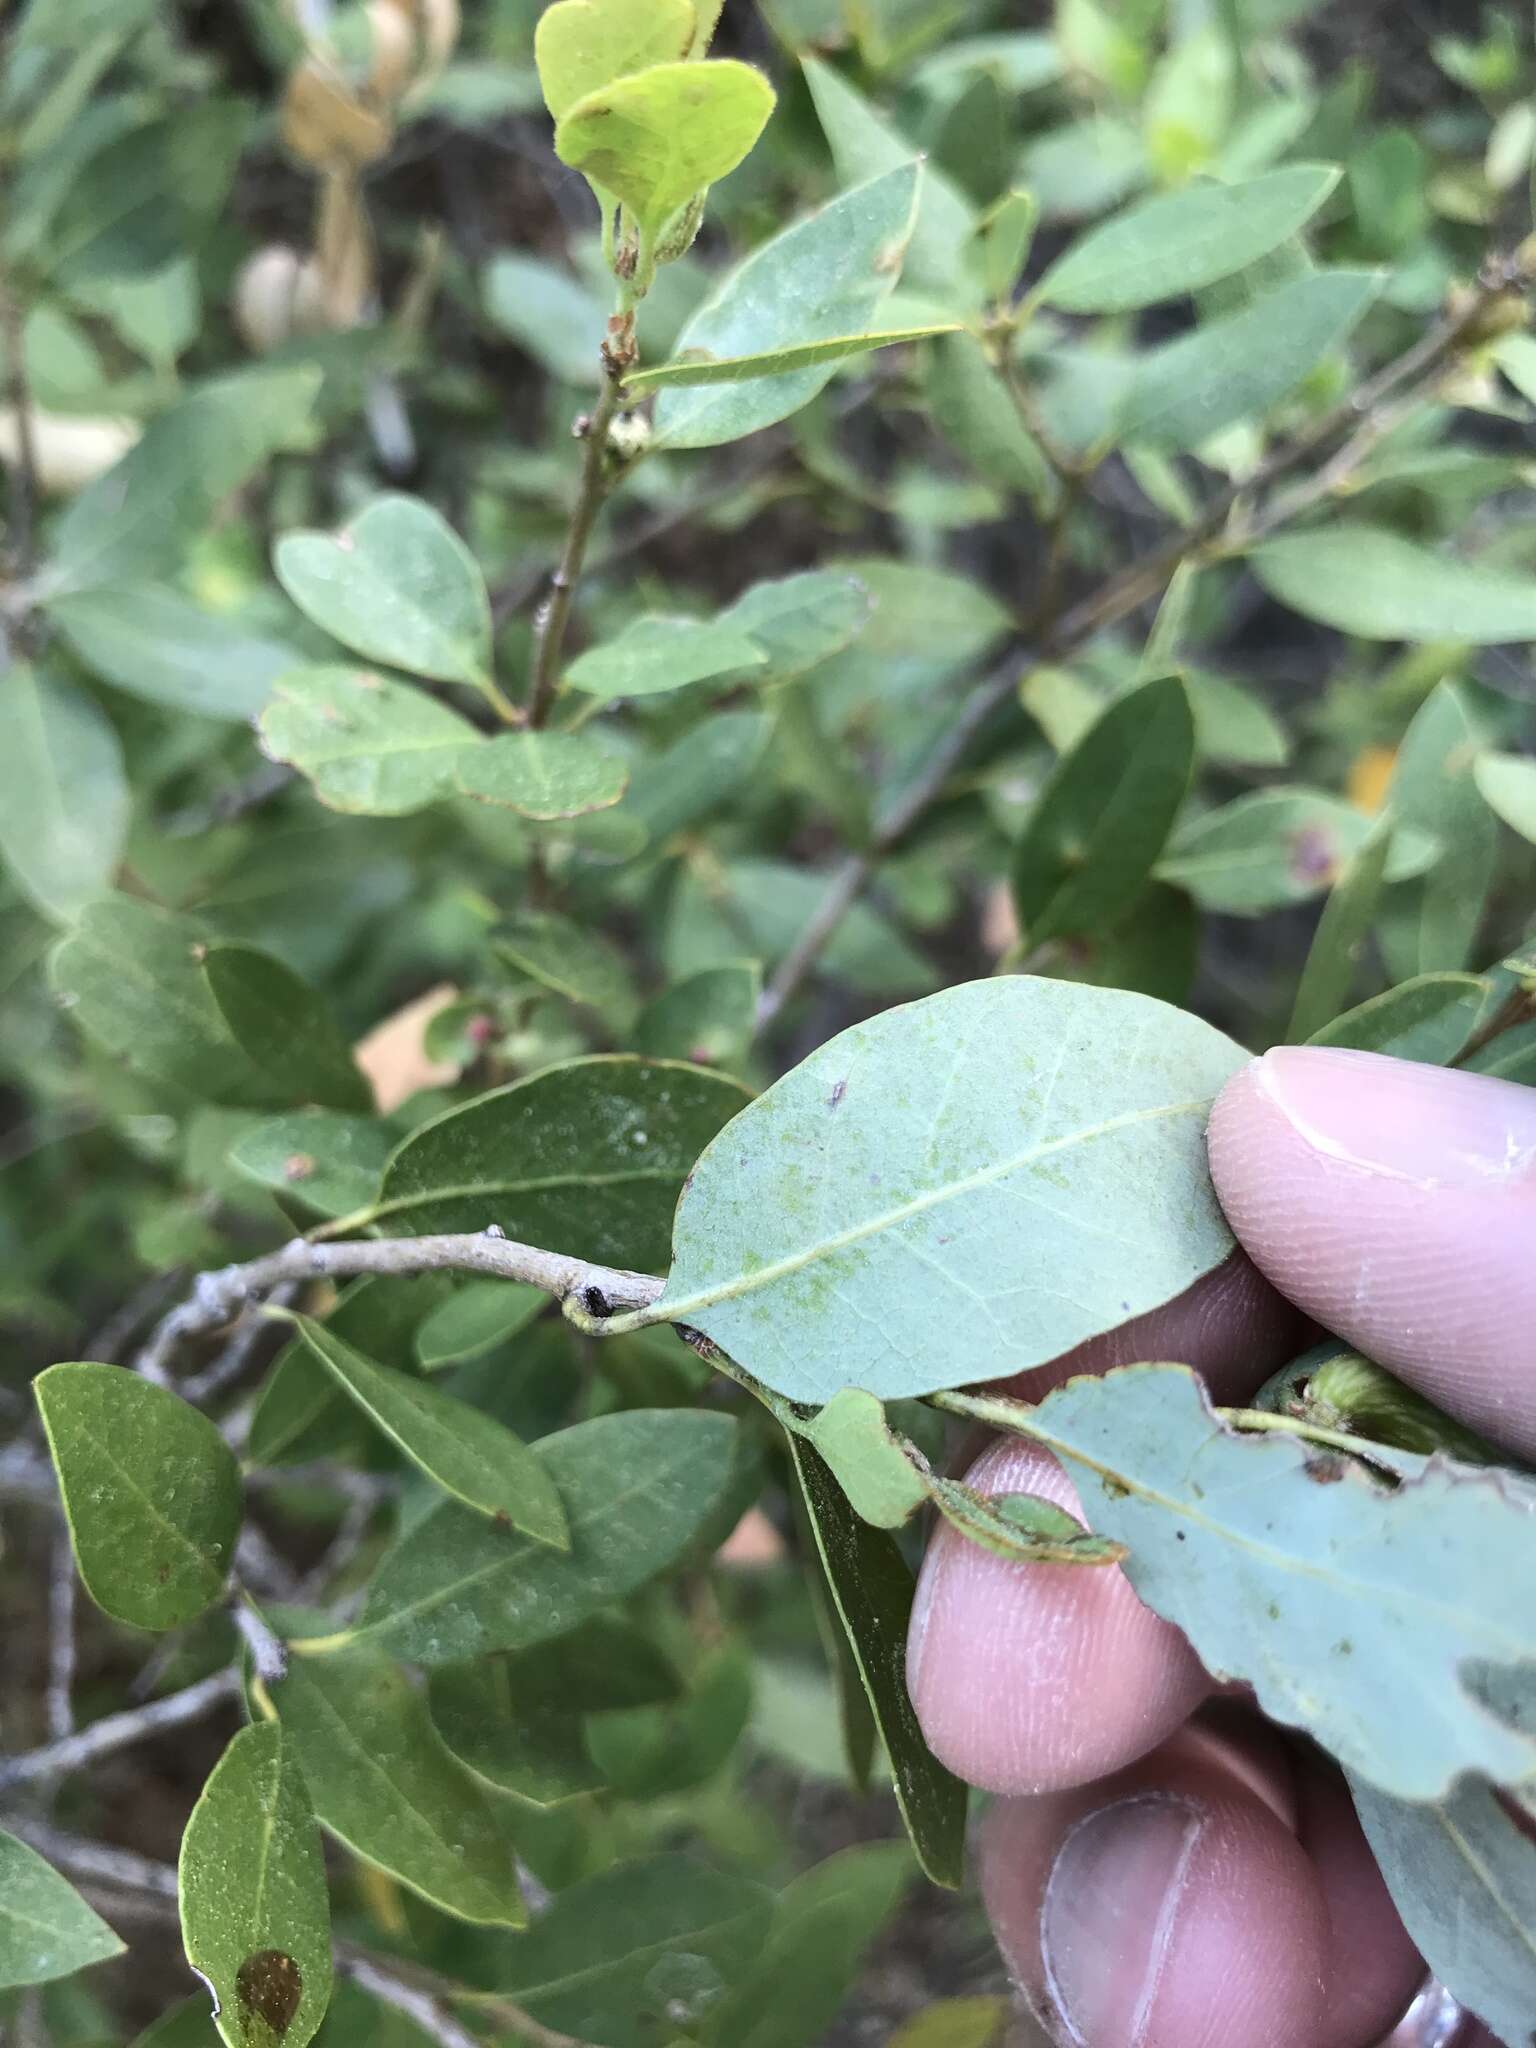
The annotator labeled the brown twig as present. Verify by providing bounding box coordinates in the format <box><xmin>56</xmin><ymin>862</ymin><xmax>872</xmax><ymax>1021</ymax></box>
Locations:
<box><xmin>526</xmin><ymin>358</ymin><xmax>627</xmax><ymax>729</ymax></box>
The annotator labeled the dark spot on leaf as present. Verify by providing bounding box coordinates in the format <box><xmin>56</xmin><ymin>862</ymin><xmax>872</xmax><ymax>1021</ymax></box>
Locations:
<box><xmin>493</xmin><ymin>1509</ymin><xmax>512</xmax><ymax>1532</ymax></box>
<box><xmin>1335</xmin><ymin>1639</ymin><xmax>1353</xmax><ymax>1656</ymax></box>
<box><xmin>1102</xmin><ymin>1477</ymin><xmax>1129</xmax><ymax>1501</ymax></box>
<box><xmin>283</xmin><ymin>1153</ymin><xmax>314</xmax><ymax>1182</ymax></box>
<box><xmin>1305</xmin><ymin>1453</ymin><xmax>1347</xmax><ymax>1484</ymax></box>
<box><xmin>235</xmin><ymin>1950</ymin><xmax>302</xmax><ymax>2042</ymax></box>
<box><xmin>1493</xmin><ymin>1786</ymin><xmax>1536</xmax><ymax>1850</ymax></box>
<box><xmin>827</xmin><ymin>1079</ymin><xmax>847</xmax><ymax>1109</ymax></box>
<box><xmin>157</xmin><ymin>1562</ymin><xmax>171</xmax><ymax>1584</ymax></box>
<box><xmin>1267</xmin><ymin>1601</ymin><xmax>1280</xmax><ymax>1619</ymax></box>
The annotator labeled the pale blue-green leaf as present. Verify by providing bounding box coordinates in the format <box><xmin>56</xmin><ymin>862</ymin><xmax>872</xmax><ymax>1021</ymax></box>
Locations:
<box><xmin>716</xmin><ymin>570</ymin><xmax>872</xmax><ymax>682</ymax></box>
<box><xmin>274</xmin><ymin>495</ymin><xmax>493</xmax><ymax>689</ymax></box>
<box><xmin>482</xmin><ymin>252</ymin><xmax>605</xmax><ymax>382</ymax></box>
<box><xmin>0</xmin><ymin>662</ymin><xmax>126</xmax><ymax>923</ymax></box>
<box><xmin>927</xmin><ymin>331</ymin><xmax>1055</xmax><ymax>508</ymax></box>
<box><xmin>0</xmin><ymin>1829</ymin><xmax>124</xmax><ymax>1988</ymax></box>
<box><xmin>454</xmin><ymin>731</ymin><xmax>629</xmax><ymax>818</ymax></box>
<box><xmin>636</xmin><ymin>962</ymin><xmax>759</xmax><ymax>1074</ymax></box>
<box><xmin>950</xmin><ymin>1365</ymin><xmax>1536</xmax><ymax>1799</ymax></box>
<box><xmin>50</xmin><ymin>583</ymin><xmax>306</xmax><ymax>720</ymax></box>
<box><xmin>1308</xmin><ymin>973</ymin><xmax>1491</xmax><ymax>1064</ymax></box>
<box><xmin>1037</xmin><ymin>163</ymin><xmax>1340</xmax><ymax>311</ymax></box>
<box><xmin>344</xmin><ymin>1408</ymin><xmax>742</xmax><ymax>1664</ymax></box>
<box><xmin>177</xmin><ymin>1721</ymin><xmax>332</xmax><ymax>2048</ymax></box>
<box><xmin>493</xmin><ymin>908</ymin><xmax>638</xmax><ymax>1029</ymax></box>
<box><xmin>565</xmin><ymin>614</ymin><xmax>767</xmax><ymax>698</ymax></box>
<box><xmin>230</xmin><ymin>1112</ymin><xmax>392</xmax><ymax>1221</ymax></box>
<box><xmin>626</xmin><ymin>322</ymin><xmax>960</xmax><ymax>392</ymax></box>
<box><xmin>1251</xmin><ymin>525</ymin><xmax>1536</xmax><ymax>641</ymax></box>
<box><xmin>659</xmin><ymin>979</ymin><xmax>1247</xmax><ymax>1404</ymax></box>
<box><xmin>623</xmin><ymin>707</ymin><xmax>769</xmax><ymax>843</ymax></box>
<box><xmin>652</xmin><ymin>164</ymin><xmax>919</xmax><ymax>449</ymax></box>
<box><xmin>258</xmin><ymin>666</ymin><xmax>479</xmax><ymax>816</ymax></box>
<box><xmin>1475</xmin><ymin>750</ymin><xmax>1536</xmax><ymax>843</ymax></box>
<box><xmin>1158</xmin><ymin>787</ymin><xmax>1433</xmax><ymax>915</ymax></box>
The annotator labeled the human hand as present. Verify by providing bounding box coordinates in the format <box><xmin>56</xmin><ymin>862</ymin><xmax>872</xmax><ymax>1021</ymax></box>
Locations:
<box><xmin>906</xmin><ymin>1046</ymin><xmax>1536</xmax><ymax>2048</ymax></box>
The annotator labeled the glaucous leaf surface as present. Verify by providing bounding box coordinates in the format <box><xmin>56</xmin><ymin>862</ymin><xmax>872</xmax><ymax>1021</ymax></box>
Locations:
<box><xmin>265</xmin><ymin>1639</ymin><xmax>525</xmax><ymax>1926</ymax></box>
<box><xmin>1012</xmin><ymin>674</ymin><xmax>1194</xmax><ymax>945</ymax></box>
<box><xmin>454</xmin><ymin>730</ymin><xmax>629</xmax><ymax>818</ymax></box>
<box><xmin>554</xmin><ymin>60</ymin><xmax>775</xmax><ymax>238</ymax></box>
<box><xmin>564</xmin><ymin>613</ymin><xmax>767</xmax><ymax>699</ymax></box>
<box><xmin>482</xmin><ymin>250</ymin><xmax>606</xmax><ymax>382</ymax></box>
<box><xmin>258</xmin><ymin>666</ymin><xmax>479</xmax><ymax>816</ymax></box>
<box><xmin>658</xmin><ymin>978</ymin><xmax>1246</xmax><ymax>1403</ymax></box>
<box><xmin>202</xmin><ymin>943</ymin><xmax>371</xmax><ymax>1114</ymax></box>
<box><xmin>715</xmin><ymin>570</ymin><xmax>872</xmax><ymax>682</ymax></box>
<box><xmin>788</xmin><ymin>1433</ymin><xmax>966</xmax><ymax>1885</ymax></box>
<box><xmin>951</xmin><ymin>1366</ymin><xmax>1536</xmax><ymax>1799</ymax></box>
<box><xmin>1307</xmin><ymin>972</ymin><xmax>1490</xmax><ymax>1064</ymax></box>
<box><xmin>373</xmin><ymin>1056</ymin><xmax>749</xmax><ymax>1267</ymax></box>
<box><xmin>1380</xmin><ymin>683</ymin><xmax>1497</xmax><ymax>978</ymax></box>
<box><xmin>1158</xmin><ymin>787</ymin><xmax>1432</xmax><ymax>915</ymax></box>
<box><xmin>344</xmin><ymin>1408</ymin><xmax>742</xmax><ymax>1664</ymax></box>
<box><xmin>178</xmin><ymin>1722</ymin><xmax>332</xmax><ymax>2048</ymax></box>
<box><xmin>1475</xmin><ymin>750</ymin><xmax>1536</xmax><ymax>842</ymax></box>
<box><xmin>534</xmin><ymin>0</ymin><xmax>695</xmax><ymax>122</ymax></box>
<box><xmin>652</xmin><ymin>164</ymin><xmax>919</xmax><ymax>448</ymax></box>
<box><xmin>50</xmin><ymin>583</ymin><xmax>305</xmax><ymax>721</ymax></box>
<box><xmin>274</xmin><ymin>495</ymin><xmax>494</xmax><ymax>690</ymax></box>
<box><xmin>480</xmin><ymin>1853</ymin><xmax>772</xmax><ymax>2047</ymax></box>
<box><xmin>35</xmin><ymin>1362</ymin><xmax>242</xmax><ymax>1629</ymax></box>
<box><xmin>1350</xmin><ymin>1772</ymin><xmax>1536</xmax><ymax>2042</ymax></box>
<box><xmin>0</xmin><ymin>1829</ymin><xmax>123</xmax><ymax>1989</ymax></box>
<box><xmin>1252</xmin><ymin>524</ymin><xmax>1536</xmax><ymax>640</ymax></box>
<box><xmin>230</xmin><ymin>1111</ymin><xmax>392</xmax><ymax>1221</ymax></box>
<box><xmin>1035</xmin><ymin>162</ymin><xmax>1339</xmax><ymax>310</ymax></box>
<box><xmin>493</xmin><ymin>908</ymin><xmax>638</xmax><ymax>1029</ymax></box>
<box><xmin>0</xmin><ymin>662</ymin><xmax>126</xmax><ymax>923</ymax></box>
<box><xmin>286</xmin><ymin>1312</ymin><xmax>569</xmax><ymax>1546</ymax></box>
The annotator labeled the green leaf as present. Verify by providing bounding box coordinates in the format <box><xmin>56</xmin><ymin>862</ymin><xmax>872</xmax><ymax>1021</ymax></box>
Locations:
<box><xmin>636</xmin><ymin>962</ymin><xmax>759</xmax><ymax>1073</ymax></box>
<box><xmin>374</xmin><ymin>1056</ymin><xmax>750</xmax><ymax>1268</ymax></box>
<box><xmin>652</xmin><ymin>164</ymin><xmax>920</xmax><ymax>449</ymax></box>
<box><xmin>801</xmin><ymin>56</ymin><xmax>975</xmax><ymax>294</ymax></box>
<box><xmin>1307</xmin><ymin>972</ymin><xmax>1490</xmax><ymax>1064</ymax></box>
<box><xmin>38</xmin><ymin>365</ymin><xmax>319</xmax><ymax>598</ymax></box>
<box><xmin>493</xmin><ymin>908</ymin><xmax>639</xmax><ymax>1029</ymax></box>
<box><xmin>702</xmin><ymin>1843</ymin><xmax>912</xmax><ymax>2048</ymax></box>
<box><xmin>1475</xmin><ymin>750</ymin><xmax>1536</xmax><ymax>843</ymax></box>
<box><xmin>669</xmin><ymin>858</ymin><xmax>932</xmax><ymax>1000</ymax></box>
<box><xmin>478</xmin><ymin>1854</ymin><xmax>772</xmax><ymax>2046</ymax></box>
<box><xmin>1158</xmin><ymin>787</ymin><xmax>1431</xmax><ymax>915</ymax></box>
<box><xmin>265</xmin><ymin>1638</ymin><xmax>525</xmax><ymax>1926</ymax></box>
<box><xmin>0</xmin><ymin>1829</ymin><xmax>123</xmax><ymax>1988</ymax></box>
<box><xmin>1012</xmin><ymin>674</ymin><xmax>1194</xmax><ymax>945</ymax></box>
<box><xmin>178</xmin><ymin>1722</ymin><xmax>332</xmax><ymax>2048</ymax></box>
<box><xmin>49</xmin><ymin>584</ymin><xmax>305</xmax><ymax>721</ymax></box>
<box><xmin>586</xmin><ymin>1644</ymin><xmax>752</xmax><ymax>1798</ymax></box>
<box><xmin>286</xmin><ymin>1312</ymin><xmax>569</xmax><ymax>1546</ymax></box>
<box><xmin>1251</xmin><ymin>524</ymin><xmax>1536</xmax><ymax>641</ymax></box>
<box><xmin>1121</xmin><ymin>270</ymin><xmax>1380</xmax><ymax>450</ymax></box>
<box><xmin>927</xmin><ymin>331</ymin><xmax>1055</xmax><ymax>508</ymax></box>
<box><xmin>554</xmin><ymin>60</ymin><xmax>775</xmax><ymax>240</ymax></box>
<box><xmin>1350</xmin><ymin>1773</ymin><xmax>1536</xmax><ymax>2044</ymax></box>
<box><xmin>888</xmin><ymin>1999</ymin><xmax>1009</xmax><ymax>2048</ymax></box>
<box><xmin>273</xmin><ymin>496</ymin><xmax>494</xmax><ymax>690</ymax></box>
<box><xmin>786</xmin><ymin>1432</ymin><xmax>967</xmax><ymax>1885</ymax></box>
<box><xmin>715</xmin><ymin>570</ymin><xmax>872</xmax><ymax>682</ymax></box>
<box><xmin>482</xmin><ymin>252</ymin><xmax>606</xmax><ymax>382</ymax></box>
<box><xmin>51</xmin><ymin>896</ymin><xmax>287</xmax><ymax>1108</ymax></box>
<box><xmin>948</xmin><ymin>1365</ymin><xmax>1536</xmax><ymax>1799</ymax></box>
<box><xmin>230</xmin><ymin>1112</ymin><xmax>392</xmax><ymax>1222</ymax></box>
<box><xmin>1381</xmin><ymin>683</ymin><xmax>1497</xmax><ymax>977</ymax></box>
<box><xmin>565</xmin><ymin>614</ymin><xmax>768</xmax><ymax>699</ymax></box>
<box><xmin>659</xmin><ymin>978</ymin><xmax>1245</xmax><ymax>1404</ymax></box>
<box><xmin>414</xmin><ymin>1281</ymin><xmax>546</xmax><ymax>1368</ymax></box>
<box><xmin>0</xmin><ymin>662</ymin><xmax>126</xmax><ymax>923</ymax></box>
<box><xmin>258</xmin><ymin>667</ymin><xmax>479</xmax><ymax>816</ymax></box>
<box><xmin>341</xmin><ymin>1408</ymin><xmax>742</xmax><ymax>1665</ymax></box>
<box><xmin>202</xmin><ymin>944</ymin><xmax>372</xmax><ymax>1115</ymax></box>
<box><xmin>534</xmin><ymin>0</ymin><xmax>696</xmax><ymax>121</ymax></box>
<box><xmin>626</xmin><ymin>322</ymin><xmax>960</xmax><ymax>391</ymax></box>
<box><xmin>454</xmin><ymin>731</ymin><xmax>629</xmax><ymax>818</ymax></box>
<box><xmin>623</xmin><ymin>709</ymin><xmax>770</xmax><ymax>842</ymax></box>
<box><xmin>1036</xmin><ymin>162</ymin><xmax>1340</xmax><ymax>311</ymax></box>
<box><xmin>1286</xmin><ymin>816</ymin><xmax>1395</xmax><ymax>1041</ymax></box>
<box><xmin>35</xmin><ymin>1362</ymin><xmax>242</xmax><ymax>1629</ymax></box>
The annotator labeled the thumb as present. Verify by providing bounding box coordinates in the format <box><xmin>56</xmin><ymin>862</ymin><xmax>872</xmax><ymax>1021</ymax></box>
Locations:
<box><xmin>1208</xmin><ymin>1046</ymin><xmax>1536</xmax><ymax>1459</ymax></box>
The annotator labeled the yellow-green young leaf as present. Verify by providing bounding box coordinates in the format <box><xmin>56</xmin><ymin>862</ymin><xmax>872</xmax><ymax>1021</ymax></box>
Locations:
<box><xmin>274</xmin><ymin>496</ymin><xmax>494</xmax><ymax>690</ymax></box>
<box><xmin>887</xmin><ymin>1998</ymin><xmax>1009</xmax><ymax>2048</ymax></box>
<box><xmin>1158</xmin><ymin>786</ymin><xmax>1434</xmax><ymax>916</ymax></box>
<box><xmin>285</xmin><ymin>1312</ymin><xmax>569</xmax><ymax>1547</ymax></box>
<box><xmin>35</xmin><ymin>1362</ymin><xmax>242</xmax><ymax>1629</ymax></box>
<box><xmin>1252</xmin><ymin>524</ymin><xmax>1536</xmax><ymax>641</ymax></box>
<box><xmin>1307</xmin><ymin>972</ymin><xmax>1491</xmax><ymax>1065</ymax></box>
<box><xmin>202</xmin><ymin>944</ymin><xmax>372</xmax><ymax>1115</ymax></box>
<box><xmin>1036</xmin><ymin>162</ymin><xmax>1340</xmax><ymax>311</ymax></box>
<box><xmin>1012</xmin><ymin>674</ymin><xmax>1195</xmax><ymax>945</ymax></box>
<box><xmin>787</xmin><ymin>1432</ymin><xmax>967</xmax><ymax>1885</ymax></box>
<box><xmin>0</xmin><ymin>662</ymin><xmax>126</xmax><ymax>924</ymax></box>
<box><xmin>658</xmin><ymin>979</ymin><xmax>1246</xmax><ymax>1404</ymax></box>
<box><xmin>1380</xmin><ymin>683</ymin><xmax>1497</xmax><ymax>979</ymax></box>
<box><xmin>265</xmin><ymin>1639</ymin><xmax>525</xmax><ymax>1926</ymax></box>
<box><xmin>555</xmin><ymin>60</ymin><xmax>775</xmax><ymax>239</ymax></box>
<box><xmin>342</xmin><ymin>1408</ymin><xmax>743</xmax><ymax>1665</ymax></box>
<box><xmin>0</xmin><ymin>1829</ymin><xmax>124</xmax><ymax>1988</ymax></box>
<box><xmin>1475</xmin><ymin>750</ymin><xmax>1536</xmax><ymax>843</ymax></box>
<box><xmin>652</xmin><ymin>164</ymin><xmax>921</xmax><ymax>449</ymax></box>
<box><xmin>494</xmin><ymin>908</ymin><xmax>639</xmax><ymax>1030</ymax></box>
<box><xmin>454</xmin><ymin>730</ymin><xmax>629</xmax><ymax>819</ymax></box>
<box><xmin>258</xmin><ymin>667</ymin><xmax>479</xmax><ymax>816</ymax></box>
<box><xmin>178</xmin><ymin>1723</ymin><xmax>332</xmax><ymax>2048</ymax></box>
<box><xmin>534</xmin><ymin>0</ymin><xmax>695</xmax><ymax>120</ymax></box>
<box><xmin>625</xmin><ymin>322</ymin><xmax>961</xmax><ymax>391</ymax></box>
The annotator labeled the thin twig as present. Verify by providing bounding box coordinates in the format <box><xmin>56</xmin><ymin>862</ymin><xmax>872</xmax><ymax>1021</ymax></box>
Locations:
<box><xmin>230</xmin><ymin>1593</ymin><xmax>288</xmax><ymax>1685</ymax></box>
<box><xmin>0</xmin><ymin>1671</ymin><xmax>239</xmax><ymax>1792</ymax></box>
<box><xmin>46</xmin><ymin>1526</ymin><xmax>77</xmax><ymax>1742</ymax></box>
<box><xmin>180</xmin><ymin>1283</ymin><xmax>300</xmax><ymax>1406</ymax></box>
<box><xmin>338</xmin><ymin>1957</ymin><xmax>486</xmax><ymax>2048</ymax></box>
<box><xmin>87</xmin><ymin>1269</ymin><xmax>189</xmax><ymax>1366</ymax></box>
<box><xmin>0</xmin><ymin>278</ymin><xmax>40</xmax><ymax>577</ymax></box>
<box><xmin>136</xmin><ymin>1232</ymin><xmax>664</xmax><ymax>1384</ymax></box>
<box><xmin>526</xmin><ymin>366</ymin><xmax>626</xmax><ymax>728</ymax></box>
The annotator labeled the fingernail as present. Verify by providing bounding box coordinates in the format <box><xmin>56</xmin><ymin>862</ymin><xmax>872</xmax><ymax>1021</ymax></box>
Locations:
<box><xmin>1257</xmin><ymin>1046</ymin><xmax>1536</xmax><ymax>1190</ymax></box>
<box><xmin>1040</xmin><ymin>1794</ymin><xmax>1206</xmax><ymax>2047</ymax></box>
